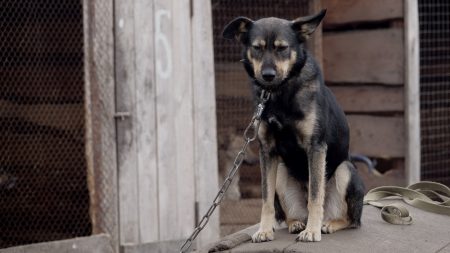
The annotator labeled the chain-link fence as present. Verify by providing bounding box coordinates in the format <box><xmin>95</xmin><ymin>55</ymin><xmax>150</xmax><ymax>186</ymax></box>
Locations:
<box><xmin>0</xmin><ymin>0</ymin><xmax>114</xmax><ymax>248</ymax></box>
<box><xmin>419</xmin><ymin>0</ymin><xmax>450</xmax><ymax>186</ymax></box>
<box><xmin>211</xmin><ymin>0</ymin><xmax>311</xmax><ymax>236</ymax></box>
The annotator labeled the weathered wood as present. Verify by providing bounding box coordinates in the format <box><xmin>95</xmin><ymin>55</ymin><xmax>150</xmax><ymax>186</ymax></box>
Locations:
<box><xmin>122</xmin><ymin>239</ymin><xmax>185</xmax><ymax>253</ymax></box>
<box><xmin>114</xmin><ymin>0</ymin><xmax>140</xmax><ymax>244</ymax></box>
<box><xmin>215</xmin><ymin>69</ymin><xmax>405</xmax><ymax>113</ymax></box>
<box><xmin>83</xmin><ymin>0</ymin><xmax>118</xmax><ymax>251</ymax></box>
<box><xmin>404</xmin><ymin>0</ymin><xmax>421</xmax><ymax>184</ymax></box>
<box><xmin>173</xmin><ymin>0</ymin><xmax>196</xmax><ymax>241</ymax></box>
<box><xmin>209</xmin><ymin>203</ymin><xmax>450</xmax><ymax>253</ymax></box>
<box><xmin>347</xmin><ymin>115</ymin><xmax>404</xmax><ymax>158</ymax></box>
<box><xmin>329</xmin><ymin>85</ymin><xmax>404</xmax><ymax>113</ymax></box>
<box><xmin>192</xmin><ymin>0</ymin><xmax>220</xmax><ymax>246</ymax></box>
<box><xmin>323</xmin><ymin>28</ymin><xmax>404</xmax><ymax>84</ymax></box>
<box><xmin>154</xmin><ymin>0</ymin><xmax>196</xmax><ymax>241</ymax></box>
<box><xmin>322</xmin><ymin>0</ymin><xmax>403</xmax><ymax>25</ymax></box>
<box><xmin>134</xmin><ymin>0</ymin><xmax>159</xmax><ymax>244</ymax></box>
<box><xmin>1</xmin><ymin>234</ymin><xmax>114</xmax><ymax>253</ymax></box>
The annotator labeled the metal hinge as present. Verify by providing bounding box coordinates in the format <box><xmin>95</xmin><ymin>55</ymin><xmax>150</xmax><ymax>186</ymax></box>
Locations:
<box><xmin>114</xmin><ymin>112</ymin><xmax>131</xmax><ymax>120</ymax></box>
<box><xmin>195</xmin><ymin>201</ymin><xmax>199</xmax><ymax>225</ymax></box>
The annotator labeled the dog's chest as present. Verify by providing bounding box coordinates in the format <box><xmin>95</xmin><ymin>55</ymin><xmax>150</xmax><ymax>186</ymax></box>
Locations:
<box><xmin>263</xmin><ymin>100</ymin><xmax>315</xmax><ymax>148</ymax></box>
<box><xmin>262</xmin><ymin>106</ymin><xmax>312</xmax><ymax>182</ymax></box>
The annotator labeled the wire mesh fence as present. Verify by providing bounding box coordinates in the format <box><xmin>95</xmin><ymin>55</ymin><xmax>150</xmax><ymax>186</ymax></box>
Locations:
<box><xmin>0</xmin><ymin>0</ymin><xmax>114</xmax><ymax>248</ymax></box>
<box><xmin>211</xmin><ymin>0</ymin><xmax>311</xmax><ymax>236</ymax></box>
<box><xmin>419</xmin><ymin>0</ymin><xmax>450</xmax><ymax>186</ymax></box>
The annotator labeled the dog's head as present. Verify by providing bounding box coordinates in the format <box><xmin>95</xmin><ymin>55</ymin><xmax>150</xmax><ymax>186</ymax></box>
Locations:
<box><xmin>223</xmin><ymin>10</ymin><xmax>326</xmax><ymax>90</ymax></box>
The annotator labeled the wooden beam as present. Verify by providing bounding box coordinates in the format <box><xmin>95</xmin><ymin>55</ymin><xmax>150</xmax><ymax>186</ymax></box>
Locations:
<box><xmin>114</xmin><ymin>0</ymin><xmax>140</xmax><ymax>244</ymax></box>
<box><xmin>323</xmin><ymin>29</ymin><xmax>404</xmax><ymax>84</ymax></box>
<box><xmin>83</xmin><ymin>0</ymin><xmax>118</xmax><ymax>251</ymax></box>
<box><xmin>122</xmin><ymin>239</ymin><xmax>185</xmax><ymax>253</ymax></box>
<box><xmin>329</xmin><ymin>85</ymin><xmax>404</xmax><ymax>113</ymax></box>
<box><xmin>322</xmin><ymin>0</ymin><xmax>403</xmax><ymax>25</ymax></box>
<box><xmin>154</xmin><ymin>0</ymin><xmax>196</xmax><ymax>242</ymax></box>
<box><xmin>134</xmin><ymin>0</ymin><xmax>159</xmax><ymax>243</ymax></box>
<box><xmin>347</xmin><ymin>115</ymin><xmax>405</xmax><ymax>158</ymax></box>
<box><xmin>1</xmin><ymin>234</ymin><xmax>114</xmax><ymax>253</ymax></box>
<box><xmin>192</xmin><ymin>0</ymin><xmax>220</xmax><ymax>246</ymax></box>
<box><xmin>404</xmin><ymin>0</ymin><xmax>421</xmax><ymax>184</ymax></box>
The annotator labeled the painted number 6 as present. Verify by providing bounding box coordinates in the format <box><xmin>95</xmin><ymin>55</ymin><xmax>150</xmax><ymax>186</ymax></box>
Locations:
<box><xmin>155</xmin><ymin>10</ymin><xmax>172</xmax><ymax>79</ymax></box>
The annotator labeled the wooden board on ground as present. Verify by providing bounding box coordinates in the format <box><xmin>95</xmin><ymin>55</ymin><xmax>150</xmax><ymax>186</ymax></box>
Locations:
<box><xmin>323</xmin><ymin>28</ymin><xmax>404</xmax><ymax>84</ymax></box>
<box><xmin>1</xmin><ymin>234</ymin><xmax>113</xmax><ymax>253</ymax></box>
<box><xmin>322</xmin><ymin>0</ymin><xmax>403</xmax><ymax>25</ymax></box>
<box><xmin>206</xmin><ymin>204</ymin><xmax>450</xmax><ymax>253</ymax></box>
<box><xmin>328</xmin><ymin>85</ymin><xmax>404</xmax><ymax>113</ymax></box>
<box><xmin>347</xmin><ymin>115</ymin><xmax>404</xmax><ymax>158</ymax></box>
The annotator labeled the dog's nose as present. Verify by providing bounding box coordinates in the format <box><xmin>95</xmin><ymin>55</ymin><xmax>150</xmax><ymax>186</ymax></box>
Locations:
<box><xmin>262</xmin><ymin>68</ymin><xmax>276</xmax><ymax>82</ymax></box>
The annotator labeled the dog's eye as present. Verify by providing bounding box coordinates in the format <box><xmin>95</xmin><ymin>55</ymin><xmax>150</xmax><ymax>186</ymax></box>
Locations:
<box><xmin>277</xmin><ymin>45</ymin><xmax>288</xmax><ymax>52</ymax></box>
<box><xmin>252</xmin><ymin>45</ymin><xmax>262</xmax><ymax>51</ymax></box>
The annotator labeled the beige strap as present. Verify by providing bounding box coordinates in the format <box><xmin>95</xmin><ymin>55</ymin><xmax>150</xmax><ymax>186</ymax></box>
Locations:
<box><xmin>364</xmin><ymin>181</ymin><xmax>450</xmax><ymax>225</ymax></box>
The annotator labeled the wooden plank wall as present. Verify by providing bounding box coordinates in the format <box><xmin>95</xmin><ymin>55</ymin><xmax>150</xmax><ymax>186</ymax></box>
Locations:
<box><xmin>322</xmin><ymin>0</ymin><xmax>406</xmax><ymax>181</ymax></box>
<box><xmin>115</xmin><ymin>0</ymin><xmax>218</xmax><ymax>248</ymax></box>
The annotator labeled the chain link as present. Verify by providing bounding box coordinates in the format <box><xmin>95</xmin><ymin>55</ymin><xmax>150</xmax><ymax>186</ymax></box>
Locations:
<box><xmin>180</xmin><ymin>90</ymin><xmax>270</xmax><ymax>253</ymax></box>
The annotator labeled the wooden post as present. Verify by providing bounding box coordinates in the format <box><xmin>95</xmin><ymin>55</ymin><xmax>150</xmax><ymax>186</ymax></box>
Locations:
<box><xmin>115</xmin><ymin>0</ymin><xmax>160</xmax><ymax>244</ymax></box>
<box><xmin>192</xmin><ymin>0</ymin><xmax>220</xmax><ymax>246</ymax></box>
<box><xmin>404</xmin><ymin>0</ymin><xmax>421</xmax><ymax>184</ymax></box>
<box><xmin>83</xmin><ymin>0</ymin><xmax>119</xmax><ymax>251</ymax></box>
<box><xmin>153</xmin><ymin>0</ymin><xmax>197</xmax><ymax>242</ymax></box>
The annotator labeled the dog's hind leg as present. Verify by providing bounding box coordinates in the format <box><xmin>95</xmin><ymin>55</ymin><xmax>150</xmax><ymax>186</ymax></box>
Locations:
<box><xmin>322</xmin><ymin>161</ymin><xmax>364</xmax><ymax>233</ymax></box>
<box><xmin>275</xmin><ymin>163</ymin><xmax>308</xmax><ymax>234</ymax></box>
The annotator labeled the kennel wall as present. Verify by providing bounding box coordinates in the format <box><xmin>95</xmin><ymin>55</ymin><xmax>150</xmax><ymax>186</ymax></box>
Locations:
<box><xmin>1</xmin><ymin>0</ymin><xmax>219</xmax><ymax>252</ymax></box>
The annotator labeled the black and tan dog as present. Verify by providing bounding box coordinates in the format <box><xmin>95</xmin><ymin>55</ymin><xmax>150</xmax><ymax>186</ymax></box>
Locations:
<box><xmin>223</xmin><ymin>10</ymin><xmax>364</xmax><ymax>243</ymax></box>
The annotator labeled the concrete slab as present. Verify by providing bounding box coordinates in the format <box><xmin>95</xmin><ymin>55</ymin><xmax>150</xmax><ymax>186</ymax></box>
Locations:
<box><xmin>202</xmin><ymin>202</ymin><xmax>450</xmax><ymax>253</ymax></box>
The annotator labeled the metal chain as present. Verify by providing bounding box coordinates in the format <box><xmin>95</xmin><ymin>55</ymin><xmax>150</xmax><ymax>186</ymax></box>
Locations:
<box><xmin>180</xmin><ymin>90</ymin><xmax>271</xmax><ymax>253</ymax></box>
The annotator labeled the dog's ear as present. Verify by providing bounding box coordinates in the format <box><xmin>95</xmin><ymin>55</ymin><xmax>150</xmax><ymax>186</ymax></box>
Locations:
<box><xmin>222</xmin><ymin>17</ymin><xmax>254</xmax><ymax>43</ymax></box>
<box><xmin>291</xmin><ymin>9</ymin><xmax>326</xmax><ymax>41</ymax></box>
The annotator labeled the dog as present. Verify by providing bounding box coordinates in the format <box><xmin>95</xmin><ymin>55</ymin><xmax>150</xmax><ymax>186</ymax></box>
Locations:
<box><xmin>222</xmin><ymin>9</ymin><xmax>365</xmax><ymax>243</ymax></box>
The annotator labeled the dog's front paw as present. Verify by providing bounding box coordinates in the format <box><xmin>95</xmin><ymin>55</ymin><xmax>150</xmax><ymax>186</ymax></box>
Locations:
<box><xmin>296</xmin><ymin>228</ymin><xmax>321</xmax><ymax>242</ymax></box>
<box><xmin>252</xmin><ymin>229</ymin><xmax>274</xmax><ymax>243</ymax></box>
<box><xmin>288</xmin><ymin>220</ymin><xmax>306</xmax><ymax>234</ymax></box>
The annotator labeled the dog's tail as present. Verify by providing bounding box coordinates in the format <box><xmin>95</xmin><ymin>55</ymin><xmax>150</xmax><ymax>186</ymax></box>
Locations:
<box><xmin>350</xmin><ymin>153</ymin><xmax>376</xmax><ymax>174</ymax></box>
